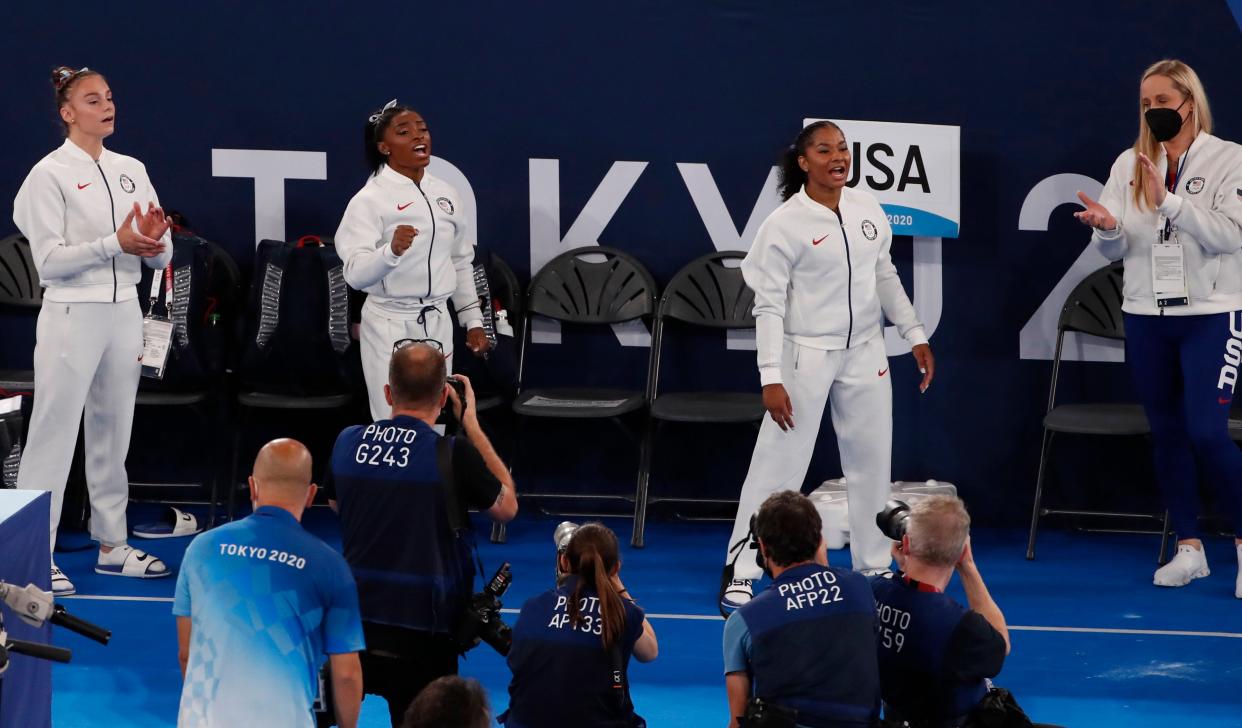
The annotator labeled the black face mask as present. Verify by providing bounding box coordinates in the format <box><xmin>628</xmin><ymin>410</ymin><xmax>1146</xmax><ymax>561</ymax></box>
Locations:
<box><xmin>1145</xmin><ymin>98</ymin><xmax>1190</xmax><ymax>143</ymax></box>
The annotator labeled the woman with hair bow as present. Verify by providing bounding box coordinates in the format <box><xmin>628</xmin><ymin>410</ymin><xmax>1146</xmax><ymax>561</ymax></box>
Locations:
<box><xmin>334</xmin><ymin>100</ymin><xmax>490</xmax><ymax>421</ymax></box>
<box><xmin>13</xmin><ymin>66</ymin><xmax>175</xmax><ymax>594</ymax></box>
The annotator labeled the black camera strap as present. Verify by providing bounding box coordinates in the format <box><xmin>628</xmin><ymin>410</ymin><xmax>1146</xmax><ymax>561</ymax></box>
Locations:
<box><xmin>436</xmin><ymin>435</ymin><xmax>485</xmax><ymax>582</ymax></box>
<box><xmin>607</xmin><ymin>640</ymin><xmax>629</xmax><ymax>718</ymax></box>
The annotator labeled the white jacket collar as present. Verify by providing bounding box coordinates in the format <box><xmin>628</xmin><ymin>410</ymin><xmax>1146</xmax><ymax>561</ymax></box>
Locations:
<box><xmin>795</xmin><ymin>185</ymin><xmax>849</xmax><ymax>212</ymax></box>
<box><xmin>378</xmin><ymin>164</ymin><xmax>426</xmax><ymax>187</ymax></box>
<box><xmin>59</xmin><ymin>138</ymin><xmax>105</xmax><ymax>163</ymax></box>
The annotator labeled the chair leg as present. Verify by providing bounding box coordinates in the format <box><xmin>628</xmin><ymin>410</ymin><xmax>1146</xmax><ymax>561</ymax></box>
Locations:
<box><xmin>631</xmin><ymin>418</ymin><xmax>656</xmax><ymax>549</ymax></box>
<box><xmin>1157</xmin><ymin>510</ymin><xmax>1172</xmax><ymax>565</ymax></box>
<box><xmin>1026</xmin><ymin>430</ymin><xmax>1055</xmax><ymax>560</ymax></box>
<box><xmin>201</xmin><ymin>402</ymin><xmax>220</xmax><ymax>529</ymax></box>
<box><xmin>227</xmin><ymin>409</ymin><xmax>245</xmax><ymax>523</ymax></box>
<box><xmin>492</xmin><ymin>413</ymin><xmax>520</xmax><ymax>544</ymax></box>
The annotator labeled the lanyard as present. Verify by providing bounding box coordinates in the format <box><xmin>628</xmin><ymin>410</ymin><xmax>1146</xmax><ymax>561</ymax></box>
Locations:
<box><xmin>1161</xmin><ymin>143</ymin><xmax>1194</xmax><ymax>241</ymax></box>
<box><xmin>147</xmin><ymin>264</ymin><xmax>173</xmax><ymax>315</ymax></box>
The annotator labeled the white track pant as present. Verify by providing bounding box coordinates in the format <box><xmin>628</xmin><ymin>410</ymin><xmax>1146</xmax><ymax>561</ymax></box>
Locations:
<box><xmin>728</xmin><ymin>334</ymin><xmax>893</xmax><ymax>578</ymax></box>
<box><xmin>360</xmin><ymin>298</ymin><xmax>455</xmax><ymax>421</ymax></box>
<box><xmin>17</xmin><ymin>300</ymin><xmax>143</xmax><ymax>551</ymax></box>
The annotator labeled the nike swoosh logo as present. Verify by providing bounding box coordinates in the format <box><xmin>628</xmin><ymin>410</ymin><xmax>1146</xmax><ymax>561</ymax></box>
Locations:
<box><xmin>1220</xmin><ymin>397</ymin><xmax>1233</xmax><ymax>405</ymax></box>
<box><xmin>77</xmin><ymin>182</ymin><xmax>91</xmax><ymax>190</ymax></box>
<box><xmin>812</xmin><ymin>235</ymin><xmax>828</xmax><ymax>246</ymax></box>
<box><xmin>397</xmin><ymin>202</ymin><xmax>415</xmax><ymax>211</ymax></box>
<box><xmin>878</xmin><ymin>368</ymin><xmax>889</xmax><ymax>377</ymax></box>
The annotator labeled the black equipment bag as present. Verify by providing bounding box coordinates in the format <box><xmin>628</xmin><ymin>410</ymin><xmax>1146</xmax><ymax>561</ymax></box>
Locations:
<box><xmin>137</xmin><ymin>230</ymin><xmax>240</xmax><ymax>391</ymax></box>
<box><xmin>450</xmin><ymin>248</ymin><xmax>518</xmax><ymax>402</ymax></box>
<box><xmin>0</xmin><ymin>398</ymin><xmax>21</xmax><ymax>489</ymax></box>
<box><xmin>240</xmin><ymin>236</ymin><xmax>353</xmax><ymax>395</ymax></box>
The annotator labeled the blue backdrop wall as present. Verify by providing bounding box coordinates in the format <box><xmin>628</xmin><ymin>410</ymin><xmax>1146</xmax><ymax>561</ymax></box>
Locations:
<box><xmin>3</xmin><ymin>1</ymin><xmax>1242</xmax><ymax>526</ymax></box>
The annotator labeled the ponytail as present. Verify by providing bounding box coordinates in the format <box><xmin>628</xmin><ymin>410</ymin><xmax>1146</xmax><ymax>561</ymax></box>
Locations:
<box><xmin>564</xmin><ymin>523</ymin><xmax>627</xmax><ymax>650</ymax></box>
<box><xmin>777</xmin><ymin>119</ymin><xmax>842</xmax><ymax>201</ymax></box>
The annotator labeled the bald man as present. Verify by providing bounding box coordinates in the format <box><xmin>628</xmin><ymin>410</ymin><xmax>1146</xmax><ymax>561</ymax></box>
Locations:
<box><xmin>174</xmin><ymin>439</ymin><xmax>365</xmax><ymax>728</ymax></box>
<box><xmin>325</xmin><ymin>342</ymin><xmax>516</xmax><ymax>726</ymax></box>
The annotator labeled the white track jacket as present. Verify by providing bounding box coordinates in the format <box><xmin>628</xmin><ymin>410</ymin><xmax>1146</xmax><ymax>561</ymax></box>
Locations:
<box><xmin>334</xmin><ymin>165</ymin><xmax>481</xmax><ymax>327</ymax></box>
<box><xmin>1094</xmin><ymin>132</ymin><xmax>1242</xmax><ymax>316</ymax></box>
<box><xmin>742</xmin><ymin>186</ymin><xmax>927</xmax><ymax>386</ymax></box>
<box><xmin>13</xmin><ymin>139</ymin><xmax>172</xmax><ymax>303</ymax></box>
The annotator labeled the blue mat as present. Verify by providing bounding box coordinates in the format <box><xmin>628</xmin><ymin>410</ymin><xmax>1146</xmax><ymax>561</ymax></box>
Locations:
<box><xmin>45</xmin><ymin>505</ymin><xmax>1242</xmax><ymax>727</ymax></box>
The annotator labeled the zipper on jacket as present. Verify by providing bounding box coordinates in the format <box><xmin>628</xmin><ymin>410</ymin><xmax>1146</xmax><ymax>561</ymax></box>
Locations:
<box><xmin>415</xmin><ymin>180</ymin><xmax>437</xmax><ymax>298</ymax></box>
<box><xmin>833</xmin><ymin>208</ymin><xmax>854</xmax><ymax>347</ymax></box>
<box><xmin>95</xmin><ymin>161</ymin><xmax>118</xmax><ymax>302</ymax></box>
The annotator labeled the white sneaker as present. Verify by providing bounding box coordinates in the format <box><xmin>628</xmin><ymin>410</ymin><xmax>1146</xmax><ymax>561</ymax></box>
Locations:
<box><xmin>1153</xmin><ymin>544</ymin><xmax>1210</xmax><ymax>587</ymax></box>
<box><xmin>721</xmin><ymin>579</ymin><xmax>753</xmax><ymax>611</ymax></box>
<box><xmin>50</xmin><ymin>564</ymin><xmax>76</xmax><ymax>597</ymax></box>
<box><xmin>1235</xmin><ymin>543</ymin><xmax>1242</xmax><ymax>600</ymax></box>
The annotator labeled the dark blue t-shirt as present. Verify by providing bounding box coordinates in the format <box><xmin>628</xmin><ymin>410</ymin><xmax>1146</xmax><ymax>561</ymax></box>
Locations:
<box><xmin>870</xmin><ymin>573</ymin><xmax>1006</xmax><ymax>723</ymax></box>
<box><xmin>325</xmin><ymin>415</ymin><xmax>500</xmax><ymax>633</ymax></box>
<box><xmin>726</xmin><ymin>563</ymin><xmax>880</xmax><ymax>728</ymax></box>
<box><xmin>502</xmin><ymin>579</ymin><xmax>646</xmax><ymax>728</ymax></box>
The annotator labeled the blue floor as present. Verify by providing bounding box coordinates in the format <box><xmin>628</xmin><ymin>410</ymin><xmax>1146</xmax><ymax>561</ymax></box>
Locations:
<box><xmin>44</xmin><ymin>506</ymin><xmax>1242</xmax><ymax>727</ymax></box>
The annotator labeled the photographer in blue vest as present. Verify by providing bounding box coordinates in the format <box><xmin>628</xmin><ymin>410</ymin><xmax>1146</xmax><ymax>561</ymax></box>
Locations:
<box><xmin>501</xmin><ymin>522</ymin><xmax>658</xmax><ymax>728</ymax></box>
<box><xmin>723</xmin><ymin>490</ymin><xmax>881</xmax><ymax>728</ymax></box>
<box><xmin>325</xmin><ymin>341</ymin><xmax>517</xmax><ymax>726</ymax></box>
<box><xmin>870</xmin><ymin>496</ymin><xmax>1010</xmax><ymax>727</ymax></box>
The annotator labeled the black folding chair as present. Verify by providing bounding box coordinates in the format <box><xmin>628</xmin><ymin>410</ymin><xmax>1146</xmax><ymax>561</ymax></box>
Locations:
<box><xmin>1025</xmin><ymin>261</ymin><xmax>1168</xmax><ymax>561</ymax></box>
<box><xmin>631</xmin><ymin>252</ymin><xmax>763</xmax><ymax>547</ymax></box>
<box><xmin>226</xmin><ymin>237</ymin><xmax>354</xmax><ymax>522</ymax></box>
<box><xmin>130</xmin><ymin>237</ymin><xmax>240</xmax><ymax>527</ymax></box>
<box><xmin>491</xmin><ymin>246</ymin><xmax>656</xmax><ymax>543</ymax></box>
<box><xmin>0</xmin><ymin>234</ymin><xmax>41</xmax><ymax>398</ymax></box>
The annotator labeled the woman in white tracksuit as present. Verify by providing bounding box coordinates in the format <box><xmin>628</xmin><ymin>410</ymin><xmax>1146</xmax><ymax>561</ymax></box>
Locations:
<box><xmin>722</xmin><ymin>121</ymin><xmax>935</xmax><ymax>609</ymax></box>
<box><xmin>335</xmin><ymin>100</ymin><xmax>490</xmax><ymax>421</ymax></box>
<box><xmin>13</xmin><ymin>67</ymin><xmax>174</xmax><ymax>595</ymax></box>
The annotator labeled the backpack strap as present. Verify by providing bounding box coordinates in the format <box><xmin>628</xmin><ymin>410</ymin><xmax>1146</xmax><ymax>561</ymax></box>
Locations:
<box><xmin>471</xmin><ymin>251</ymin><xmax>496</xmax><ymax>345</ymax></box>
<box><xmin>317</xmin><ymin>243</ymin><xmax>351</xmax><ymax>354</ymax></box>
<box><xmin>255</xmin><ymin>241</ymin><xmax>291</xmax><ymax>351</ymax></box>
<box><xmin>168</xmin><ymin>238</ymin><xmax>195</xmax><ymax>350</ymax></box>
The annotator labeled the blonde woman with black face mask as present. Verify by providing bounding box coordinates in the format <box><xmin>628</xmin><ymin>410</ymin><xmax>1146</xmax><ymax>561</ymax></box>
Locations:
<box><xmin>1075</xmin><ymin>59</ymin><xmax>1242</xmax><ymax>596</ymax></box>
<box><xmin>13</xmin><ymin>66</ymin><xmax>175</xmax><ymax>595</ymax></box>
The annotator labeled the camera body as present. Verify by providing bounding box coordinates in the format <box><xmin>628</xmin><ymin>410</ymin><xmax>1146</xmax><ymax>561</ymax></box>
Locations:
<box><xmin>740</xmin><ymin>697</ymin><xmax>798</xmax><ymax>728</ymax></box>
<box><xmin>454</xmin><ymin>562</ymin><xmax>514</xmax><ymax>656</ymax></box>
<box><xmin>554</xmin><ymin>521</ymin><xmax>580</xmax><ymax>581</ymax></box>
<box><xmin>875</xmin><ymin>499</ymin><xmax>912</xmax><ymax>541</ymax></box>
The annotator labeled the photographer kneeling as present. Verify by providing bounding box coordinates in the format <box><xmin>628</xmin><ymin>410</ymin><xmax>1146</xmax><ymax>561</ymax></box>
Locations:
<box><xmin>723</xmin><ymin>491</ymin><xmax>881</xmax><ymax>728</ymax></box>
<box><xmin>871</xmin><ymin>495</ymin><xmax>1018</xmax><ymax>728</ymax></box>
<box><xmin>326</xmin><ymin>342</ymin><xmax>518</xmax><ymax>726</ymax></box>
<box><xmin>500</xmin><ymin>523</ymin><xmax>658</xmax><ymax>728</ymax></box>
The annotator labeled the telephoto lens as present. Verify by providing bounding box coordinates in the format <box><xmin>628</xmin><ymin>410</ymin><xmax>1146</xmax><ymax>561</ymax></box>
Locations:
<box><xmin>875</xmin><ymin>500</ymin><xmax>912</xmax><ymax>541</ymax></box>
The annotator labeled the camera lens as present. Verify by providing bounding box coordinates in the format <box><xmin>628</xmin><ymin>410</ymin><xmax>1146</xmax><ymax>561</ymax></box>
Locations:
<box><xmin>876</xmin><ymin>500</ymin><xmax>911</xmax><ymax>541</ymax></box>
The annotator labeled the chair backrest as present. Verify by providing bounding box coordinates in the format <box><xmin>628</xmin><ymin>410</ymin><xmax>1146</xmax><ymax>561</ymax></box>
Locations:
<box><xmin>659</xmin><ymin>251</ymin><xmax>754</xmax><ymax>329</ymax></box>
<box><xmin>0</xmin><ymin>235</ymin><xmax>42</xmax><ymax>308</ymax></box>
<box><xmin>527</xmin><ymin>246</ymin><xmax>656</xmax><ymax>324</ymax></box>
<box><xmin>1058</xmin><ymin>262</ymin><xmax>1125</xmax><ymax>339</ymax></box>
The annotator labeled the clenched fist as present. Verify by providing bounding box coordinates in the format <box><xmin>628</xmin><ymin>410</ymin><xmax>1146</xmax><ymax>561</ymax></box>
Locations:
<box><xmin>391</xmin><ymin>225</ymin><xmax>418</xmax><ymax>256</ymax></box>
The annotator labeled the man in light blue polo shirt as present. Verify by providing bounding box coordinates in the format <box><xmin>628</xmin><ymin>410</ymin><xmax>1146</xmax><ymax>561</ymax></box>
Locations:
<box><xmin>174</xmin><ymin>438</ymin><xmax>365</xmax><ymax>728</ymax></box>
